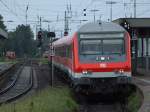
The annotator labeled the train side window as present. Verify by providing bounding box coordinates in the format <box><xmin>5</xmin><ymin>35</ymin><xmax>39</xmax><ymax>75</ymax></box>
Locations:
<box><xmin>69</xmin><ymin>45</ymin><xmax>71</xmax><ymax>58</ymax></box>
<box><xmin>55</xmin><ymin>45</ymin><xmax>72</xmax><ymax>58</ymax></box>
<box><xmin>68</xmin><ymin>45</ymin><xmax>72</xmax><ymax>58</ymax></box>
<box><xmin>65</xmin><ymin>46</ymin><xmax>68</xmax><ymax>57</ymax></box>
<box><xmin>62</xmin><ymin>46</ymin><xmax>66</xmax><ymax>57</ymax></box>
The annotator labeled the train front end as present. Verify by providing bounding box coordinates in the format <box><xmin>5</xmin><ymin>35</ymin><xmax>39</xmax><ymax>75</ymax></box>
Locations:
<box><xmin>72</xmin><ymin>22</ymin><xmax>131</xmax><ymax>94</ymax></box>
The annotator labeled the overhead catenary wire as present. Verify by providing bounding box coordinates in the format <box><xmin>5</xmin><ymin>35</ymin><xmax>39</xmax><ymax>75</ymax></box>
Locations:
<box><xmin>13</xmin><ymin>0</ymin><xmax>26</xmax><ymax>13</ymax></box>
<box><xmin>0</xmin><ymin>0</ymin><xmax>18</xmax><ymax>16</ymax></box>
<box><xmin>113</xmin><ymin>0</ymin><xmax>150</xmax><ymax>19</ymax></box>
<box><xmin>1</xmin><ymin>0</ymin><xmax>150</xmax><ymax>33</ymax></box>
<box><xmin>0</xmin><ymin>0</ymin><xmax>24</xmax><ymax>22</ymax></box>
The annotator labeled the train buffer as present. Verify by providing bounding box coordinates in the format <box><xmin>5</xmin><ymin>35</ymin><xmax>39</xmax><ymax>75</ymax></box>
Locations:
<box><xmin>133</xmin><ymin>75</ymin><xmax>150</xmax><ymax>112</ymax></box>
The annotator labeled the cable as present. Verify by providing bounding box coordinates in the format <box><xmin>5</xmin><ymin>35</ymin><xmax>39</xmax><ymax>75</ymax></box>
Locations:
<box><xmin>110</xmin><ymin>0</ymin><xmax>150</xmax><ymax>19</ymax></box>
<box><xmin>13</xmin><ymin>0</ymin><xmax>25</xmax><ymax>13</ymax></box>
<box><xmin>0</xmin><ymin>0</ymin><xmax>18</xmax><ymax>16</ymax></box>
<box><xmin>0</xmin><ymin>0</ymin><xmax>24</xmax><ymax>22</ymax></box>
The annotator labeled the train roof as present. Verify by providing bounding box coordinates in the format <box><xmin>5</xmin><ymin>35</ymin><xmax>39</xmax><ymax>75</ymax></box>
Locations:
<box><xmin>53</xmin><ymin>36</ymin><xmax>73</xmax><ymax>47</ymax></box>
<box><xmin>53</xmin><ymin>22</ymin><xmax>126</xmax><ymax>47</ymax></box>
<box><xmin>77</xmin><ymin>21</ymin><xmax>126</xmax><ymax>34</ymax></box>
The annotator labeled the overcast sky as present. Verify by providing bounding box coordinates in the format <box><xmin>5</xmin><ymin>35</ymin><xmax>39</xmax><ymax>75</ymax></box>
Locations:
<box><xmin>0</xmin><ymin>0</ymin><xmax>150</xmax><ymax>37</ymax></box>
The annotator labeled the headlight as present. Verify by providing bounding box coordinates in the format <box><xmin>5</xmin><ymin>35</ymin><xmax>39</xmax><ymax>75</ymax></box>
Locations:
<box><xmin>114</xmin><ymin>69</ymin><xmax>124</xmax><ymax>74</ymax></box>
<box><xmin>82</xmin><ymin>70</ymin><xmax>88</xmax><ymax>74</ymax></box>
<box><xmin>82</xmin><ymin>70</ymin><xmax>92</xmax><ymax>75</ymax></box>
<box><xmin>119</xmin><ymin>69</ymin><xmax>124</xmax><ymax>74</ymax></box>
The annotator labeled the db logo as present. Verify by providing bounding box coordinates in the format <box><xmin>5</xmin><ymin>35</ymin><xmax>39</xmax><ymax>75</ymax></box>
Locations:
<box><xmin>100</xmin><ymin>63</ymin><xmax>107</xmax><ymax>68</ymax></box>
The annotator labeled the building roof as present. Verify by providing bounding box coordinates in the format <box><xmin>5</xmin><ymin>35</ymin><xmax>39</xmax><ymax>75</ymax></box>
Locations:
<box><xmin>113</xmin><ymin>18</ymin><xmax>150</xmax><ymax>28</ymax></box>
<box><xmin>77</xmin><ymin>21</ymin><xmax>125</xmax><ymax>33</ymax></box>
<box><xmin>0</xmin><ymin>28</ymin><xmax>8</xmax><ymax>39</ymax></box>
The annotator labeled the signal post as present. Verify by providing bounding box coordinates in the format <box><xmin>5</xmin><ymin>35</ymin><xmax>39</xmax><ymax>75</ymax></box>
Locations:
<box><xmin>47</xmin><ymin>32</ymin><xmax>56</xmax><ymax>86</ymax></box>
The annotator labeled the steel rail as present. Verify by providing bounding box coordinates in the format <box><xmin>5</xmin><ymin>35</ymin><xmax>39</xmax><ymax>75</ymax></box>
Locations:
<box><xmin>0</xmin><ymin>66</ymin><xmax>33</xmax><ymax>105</ymax></box>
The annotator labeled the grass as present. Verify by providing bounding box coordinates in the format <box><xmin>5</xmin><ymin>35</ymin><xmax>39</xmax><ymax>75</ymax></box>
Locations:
<box><xmin>0</xmin><ymin>57</ymin><xmax>18</xmax><ymax>65</ymax></box>
<box><xmin>0</xmin><ymin>87</ymin><xmax>78</xmax><ymax>112</ymax></box>
<box><xmin>127</xmin><ymin>91</ymin><xmax>142</xmax><ymax>112</ymax></box>
<box><xmin>39</xmin><ymin>58</ymin><xmax>49</xmax><ymax>65</ymax></box>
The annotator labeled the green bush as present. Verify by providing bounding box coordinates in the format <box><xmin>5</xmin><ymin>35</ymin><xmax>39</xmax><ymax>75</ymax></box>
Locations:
<box><xmin>0</xmin><ymin>87</ymin><xmax>78</xmax><ymax>112</ymax></box>
<box><xmin>128</xmin><ymin>92</ymin><xmax>141</xmax><ymax>112</ymax></box>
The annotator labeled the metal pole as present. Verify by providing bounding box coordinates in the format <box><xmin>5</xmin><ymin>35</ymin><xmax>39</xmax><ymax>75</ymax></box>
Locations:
<box><xmin>26</xmin><ymin>13</ymin><xmax>27</xmax><ymax>26</ymax></box>
<box><xmin>64</xmin><ymin>11</ymin><xmax>69</xmax><ymax>36</ymax></box>
<box><xmin>48</xmin><ymin>24</ymin><xmax>50</xmax><ymax>32</ymax></box>
<box><xmin>106</xmin><ymin>1</ymin><xmax>116</xmax><ymax>22</ymax></box>
<box><xmin>90</xmin><ymin>9</ymin><xmax>99</xmax><ymax>22</ymax></box>
<box><xmin>94</xmin><ymin>12</ymin><xmax>95</xmax><ymax>22</ymax></box>
<box><xmin>64</xmin><ymin>11</ymin><xmax>67</xmax><ymax>34</ymax></box>
<box><xmin>146</xmin><ymin>38</ymin><xmax>149</xmax><ymax>71</ymax></box>
<box><xmin>39</xmin><ymin>17</ymin><xmax>42</xmax><ymax>57</ymax></box>
<box><xmin>40</xmin><ymin>17</ymin><xmax>42</xmax><ymax>30</ymax></box>
<box><xmin>134</xmin><ymin>0</ymin><xmax>136</xmax><ymax>18</ymax></box>
<box><xmin>146</xmin><ymin>38</ymin><xmax>149</xmax><ymax>56</ymax></box>
<box><xmin>50</xmin><ymin>37</ymin><xmax>54</xmax><ymax>86</ymax></box>
<box><xmin>110</xmin><ymin>3</ymin><xmax>112</xmax><ymax>21</ymax></box>
<box><xmin>52</xmin><ymin>54</ymin><xmax>54</xmax><ymax>86</ymax></box>
<box><xmin>26</xmin><ymin>4</ymin><xmax>29</xmax><ymax>26</ymax></box>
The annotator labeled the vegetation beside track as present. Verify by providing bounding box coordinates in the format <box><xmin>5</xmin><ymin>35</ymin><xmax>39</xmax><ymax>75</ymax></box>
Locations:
<box><xmin>0</xmin><ymin>87</ymin><xmax>78</xmax><ymax>112</ymax></box>
<box><xmin>0</xmin><ymin>58</ymin><xmax>18</xmax><ymax>64</ymax></box>
<box><xmin>127</xmin><ymin>89</ymin><xmax>143</xmax><ymax>112</ymax></box>
<box><xmin>39</xmin><ymin>58</ymin><xmax>49</xmax><ymax>65</ymax></box>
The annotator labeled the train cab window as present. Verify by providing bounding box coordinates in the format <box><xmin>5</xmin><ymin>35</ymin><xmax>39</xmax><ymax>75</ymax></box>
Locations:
<box><xmin>80</xmin><ymin>40</ymin><xmax>102</xmax><ymax>55</ymax></box>
<box><xmin>103</xmin><ymin>39</ymin><xmax>125</xmax><ymax>55</ymax></box>
<box><xmin>79</xmin><ymin>33</ymin><xmax>126</xmax><ymax>62</ymax></box>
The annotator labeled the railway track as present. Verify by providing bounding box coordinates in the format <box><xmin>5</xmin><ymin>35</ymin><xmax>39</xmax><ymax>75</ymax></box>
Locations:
<box><xmin>0</xmin><ymin>65</ymin><xmax>23</xmax><ymax>95</ymax></box>
<box><xmin>0</xmin><ymin>63</ymin><xmax>33</xmax><ymax>104</ymax></box>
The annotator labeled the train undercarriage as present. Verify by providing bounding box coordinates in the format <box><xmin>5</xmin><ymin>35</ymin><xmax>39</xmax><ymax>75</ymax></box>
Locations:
<box><xmin>72</xmin><ymin>77</ymin><xmax>132</xmax><ymax>95</ymax></box>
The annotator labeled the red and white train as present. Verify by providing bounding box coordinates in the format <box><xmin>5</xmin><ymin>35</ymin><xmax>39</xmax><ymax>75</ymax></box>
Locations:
<box><xmin>6</xmin><ymin>51</ymin><xmax>16</xmax><ymax>59</ymax></box>
<box><xmin>52</xmin><ymin>21</ymin><xmax>131</xmax><ymax>93</ymax></box>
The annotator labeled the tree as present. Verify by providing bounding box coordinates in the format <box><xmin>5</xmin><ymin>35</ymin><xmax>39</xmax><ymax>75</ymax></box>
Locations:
<box><xmin>42</xmin><ymin>30</ymin><xmax>50</xmax><ymax>51</ymax></box>
<box><xmin>0</xmin><ymin>14</ymin><xmax>7</xmax><ymax>57</ymax></box>
<box><xmin>0</xmin><ymin>14</ymin><xmax>7</xmax><ymax>31</ymax></box>
<box><xmin>4</xmin><ymin>25</ymin><xmax>37</xmax><ymax>57</ymax></box>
